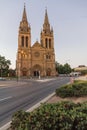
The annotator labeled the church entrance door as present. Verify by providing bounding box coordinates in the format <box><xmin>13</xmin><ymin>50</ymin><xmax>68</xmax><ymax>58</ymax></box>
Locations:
<box><xmin>32</xmin><ymin>64</ymin><xmax>41</xmax><ymax>78</ymax></box>
<box><xmin>34</xmin><ymin>71</ymin><xmax>39</xmax><ymax>77</ymax></box>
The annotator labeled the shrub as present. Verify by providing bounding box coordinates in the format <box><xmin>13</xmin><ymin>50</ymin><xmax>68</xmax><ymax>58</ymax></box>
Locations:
<box><xmin>11</xmin><ymin>101</ymin><xmax>87</xmax><ymax>130</ymax></box>
<box><xmin>11</xmin><ymin>110</ymin><xmax>30</xmax><ymax>130</ymax></box>
<box><xmin>56</xmin><ymin>80</ymin><xmax>87</xmax><ymax>98</ymax></box>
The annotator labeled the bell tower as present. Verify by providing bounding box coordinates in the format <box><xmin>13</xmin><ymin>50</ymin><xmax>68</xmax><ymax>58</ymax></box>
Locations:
<box><xmin>40</xmin><ymin>9</ymin><xmax>54</xmax><ymax>49</ymax></box>
<box><xmin>18</xmin><ymin>4</ymin><xmax>31</xmax><ymax>49</ymax></box>
<box><xmin>40</xmin><ymin>9</ymin><xmax>56</xmax><ymax>76</ymax></box>
<box><xmin>16</xmin><ymin>4</ymin><xmax>31</xmax><ymax>77</ymax></box>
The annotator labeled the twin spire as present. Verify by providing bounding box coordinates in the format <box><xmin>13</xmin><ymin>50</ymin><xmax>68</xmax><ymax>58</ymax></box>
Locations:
<box><xmin>21</xmin><ymin>4</ymin><xmax>53</xmax><ymax>33</ymax></box>
<box><xmin>22</xmin><ymin>4</ymin><xmax>49</xmax><ymax>25</ymax></box>
<box><xmin>22</xmin><ymin>4</ymin><xmax>28</xmax><ymax>22</ymax></box>
<box><xmin>44</xmin><ymin>8</ymin><xmax>49</xmax><ymax>25</ymax></box>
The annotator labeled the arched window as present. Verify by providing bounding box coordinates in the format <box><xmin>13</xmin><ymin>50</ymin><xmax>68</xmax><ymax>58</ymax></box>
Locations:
<box><xmin>46</xmin><ymin>55</ymin><xmax>48</xmax><ymax>59</ymax></box>
<box><xmin>49</xmin><ymin>39</ymin><xmax>51</xmax><ymax>48</ymax></box>
<box><xmin>46</xmin><ymin>54</ymin><xmax>51</xmax><ymax>59</ymax></box>
<box><xmin>45</xmin><ymin>38</ymin><xmax>48</xmax><ymax>48</ymax></box>
<box><xmin>21</xmin><ymin>36</ymin><xmax>24</xmax><ymax>47</ymax></box>
<box><xmin>26</xmin><ymin>36</ymin><xmax>28</xmax><ymax>47</ymax></box>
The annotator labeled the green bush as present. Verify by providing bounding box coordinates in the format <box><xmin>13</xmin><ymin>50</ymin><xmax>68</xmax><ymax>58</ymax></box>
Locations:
<box><xmin>11</xmin><ymin>101</ymin><xmax>87</xmax><ymax>130</ymax></box>
<box><xmin>11</xmin><ymin>110</ymin><xmax>30</xmax><ymax>130</ymax></box>
<box><xmin>56</xmin><ymin>80</ymin><xmax>87</xmax><ymax>98</ymax></box>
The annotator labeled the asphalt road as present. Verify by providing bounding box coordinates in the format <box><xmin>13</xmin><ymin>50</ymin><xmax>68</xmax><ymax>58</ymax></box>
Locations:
<box><xmin>0</xmin><ymin>77</ymin><xmax>70</xmax><ymax>128</ymax></box>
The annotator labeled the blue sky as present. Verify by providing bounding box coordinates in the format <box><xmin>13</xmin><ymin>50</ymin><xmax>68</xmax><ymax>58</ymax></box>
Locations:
<box><xmin>0</xmin><ymin>0</ymin><xmax>87</xmax><ymax>69</ymax></box>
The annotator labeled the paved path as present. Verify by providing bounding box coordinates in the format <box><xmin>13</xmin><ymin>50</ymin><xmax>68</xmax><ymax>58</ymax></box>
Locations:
<box><xmin>76</xmin><ymin>76</ymin><xmax>87</xmax><ymax>81</ymax></box>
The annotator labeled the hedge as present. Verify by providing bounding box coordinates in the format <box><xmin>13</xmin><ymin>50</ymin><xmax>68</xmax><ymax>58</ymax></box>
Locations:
<box><xmin>11</xmin><ymin>101</ymin><xmax>87</xmax><ymax>130</ymax></box>
<box><xmin>56</xmin><ymin>80</ymin><xmax>87</xmax><ymax>98</ymax></box>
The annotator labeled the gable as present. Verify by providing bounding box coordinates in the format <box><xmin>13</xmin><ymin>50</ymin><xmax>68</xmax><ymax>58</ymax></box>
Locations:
<box><xmin>32</xmin><ymin>41</ymin><xmax>43</xmax><ymax>49</ymax></box>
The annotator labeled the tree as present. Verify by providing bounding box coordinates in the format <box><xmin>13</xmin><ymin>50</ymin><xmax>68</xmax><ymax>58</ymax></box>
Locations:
<box><xmin>0</xmin><ymin>55</ymin><xmax>11</xmax><ymax>77</ymax></box>
<box><xmin>63</xmin><ymin>63</ymin><xmax>72</xmax><ymax>74</ymax></box>
<box><xmin>56</xmin><ymin>61</ymin><xmax>72</xmax><ymax>74</ymax></box>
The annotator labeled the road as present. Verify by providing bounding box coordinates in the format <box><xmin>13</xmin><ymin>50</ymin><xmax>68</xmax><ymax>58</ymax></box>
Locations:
<box><xmin>0</xmin><ymin>77</ymin><xmax>70</xmax><ymax>128</ymax></box>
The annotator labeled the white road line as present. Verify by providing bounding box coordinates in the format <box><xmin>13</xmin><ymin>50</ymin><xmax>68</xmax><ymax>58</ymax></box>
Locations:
<box><xmin>0</xmin><ymin>85</ymin><xmax>6</xmax><ymax>86</ymax></box>
<box><xmin>0</xmin><ymin>93</ymin><xmax>55</xmax><ymax>130</ymax></box>
<box><xmin>36</xmin><ymin>78</ymin><xmax>56</xmax><ymax>82</ymax></box>
<box><xmin>0</xmin><ymin>96</ymin><xmax>12</xmax><ymax>102</ymax></box>
<box><xmin>0</xmin><ymin>86</ymin><xmax>12</xmax><ymax>89</ymax></box>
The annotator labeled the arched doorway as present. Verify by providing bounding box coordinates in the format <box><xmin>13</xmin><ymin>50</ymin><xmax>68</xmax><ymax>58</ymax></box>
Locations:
<box><xmin>34</xmin><ymin>71</ymin><xmax>39</xmax><ymax>77</ymax></box>
<box><xmin>32</xmin><ymin>64</ymin><xmax>41</xmax><ymax>78</ymax></box>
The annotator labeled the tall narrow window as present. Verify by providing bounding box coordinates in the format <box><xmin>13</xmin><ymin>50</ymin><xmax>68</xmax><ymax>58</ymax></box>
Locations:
<box><xmin>49</xmin><ymin>39</ymin><xmax>51</xmax><ymax>48</ymax></box>
<box><xmin>45</xmin><ymin>38</ymin><xmax>48</xmax><ymax>48</ymax></box>
<box><xmin>26</xmin><ymin>36</ymin><xmax>28</xmax><ymax>47</ymax></box>
<box><xmin>21</xmin><ymin>36</ymin><xmax>24</xmax><ymax>47</ymax></box>
<box><xmin>41</xmin><ymin>40</ymin><xmax>43</xmax><ymax>47</ymax></box>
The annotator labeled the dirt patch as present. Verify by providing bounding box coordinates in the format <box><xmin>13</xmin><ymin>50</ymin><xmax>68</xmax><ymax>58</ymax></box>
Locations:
<box><xmin>47</xmin><ymin>95</ymin><xmax>87</xmax><ymax>104</ymax></box>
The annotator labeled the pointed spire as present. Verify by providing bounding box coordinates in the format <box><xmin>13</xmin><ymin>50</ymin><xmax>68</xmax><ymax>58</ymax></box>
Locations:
<box><xmin>44</xmin><ymin>8</ymin><xmax>49</xmax><ymax>25</ymax></box>
<box><xmin>43</xmin><ymin>8</ymin><xmax>50</xmax><ymax>33</ymax></box>
<box><xmin>19</xmin><ymin>4</ymin><xmax>31</xmax><ymax>33</ymax></box>
<box><xmin>22</xmin><ymin>3</ymin><xmax>27</xmax><ymax>22</ymax></box>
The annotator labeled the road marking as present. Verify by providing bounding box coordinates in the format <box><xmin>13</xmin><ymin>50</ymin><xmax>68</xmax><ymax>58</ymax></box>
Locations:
<box><xmin>0</xmin><ymin>92</ymin><xmax>55</xmax><ymax>130</ymax></box>
<box><xmin>0</xmin><ymin>96</ymin><xmax>12</xmax><ymax>102</ymax></box>
<box><xmin>0</xmin><ymin>86</ymin><xmax>12</xmax><ymax>89</ymax></box>
<box><xmin>0</xmin><ymin>85</ymin><xmax>6</xmax><ymax>86</ymax></box>
<box><xmin>36</xmin><ymin>78</ymin><xmax>56</xmax><ymax>82</ymax></box>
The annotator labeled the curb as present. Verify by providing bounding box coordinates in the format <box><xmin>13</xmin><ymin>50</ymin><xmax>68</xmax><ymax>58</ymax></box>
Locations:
<box><xmin>0</xmin><ymin>92</ymin><xmax>55</xmax><ymax>130</ymax></box>
<box><xmin>26</xmin><ymin>92</ymin><xmax>55</xmax><ymax>112</ymax></box>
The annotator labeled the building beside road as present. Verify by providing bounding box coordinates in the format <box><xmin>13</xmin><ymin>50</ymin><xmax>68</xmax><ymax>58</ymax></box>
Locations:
<box><xmin>16</xmin><ymin>5</ymin><xmax>56</xmax><ymax>78</ymax></box>
<box><xmin>74</xmin><ymin>65</ymin><xmax>87</xmax><ymax>71</ymax></box>
<box><xmin>73</xmin><ymin>65</ymin><xmax>87</xmax><ymax>76</ymax></box>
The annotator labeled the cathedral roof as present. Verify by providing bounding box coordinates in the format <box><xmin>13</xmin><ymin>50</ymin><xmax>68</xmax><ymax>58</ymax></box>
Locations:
<box><xmin>32</xmin><ymin>41</ymin><xmax>43</xmax><ymax>48</ymax></box>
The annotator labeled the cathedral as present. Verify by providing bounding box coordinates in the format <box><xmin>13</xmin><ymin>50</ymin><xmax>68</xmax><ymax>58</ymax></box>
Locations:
<box><xmin>16</xmin><ymin>5</ymin><xmax>56</xmax><ymax>78</ymax></box>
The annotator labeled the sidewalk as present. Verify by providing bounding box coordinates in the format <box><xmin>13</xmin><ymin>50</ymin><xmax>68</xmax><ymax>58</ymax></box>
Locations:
<box><xmin>0</xmin><ymin>80</ymin><xmax>26</xmax><ymax>87</ymax></box>
<box><xmin>76</xmin><ymin>76</ymin><xmax>87</xmax><ymax>81</ymax></box>
<box><xmin>0</xmin><ymin>77</ymin><xmax>57</xmax><ymax>87</ymax></box>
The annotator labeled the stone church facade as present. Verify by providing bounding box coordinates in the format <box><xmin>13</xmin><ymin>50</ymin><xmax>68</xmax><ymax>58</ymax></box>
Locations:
<box><xmin>16</xmin><ymin>5</ymin><xmax>56</xmax><ymax>77</ymax></box>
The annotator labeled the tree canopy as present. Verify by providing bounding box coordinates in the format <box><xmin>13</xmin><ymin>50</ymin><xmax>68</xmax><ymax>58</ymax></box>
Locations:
<box><xmin>56</xmin><ymin>61</ymin><xmax>72</xmax><ymax>74</ymax></box>
<box><xmin>0</xmin><ymin>55</ymin><xmax>11</xmax><ymax>77</ymax></box>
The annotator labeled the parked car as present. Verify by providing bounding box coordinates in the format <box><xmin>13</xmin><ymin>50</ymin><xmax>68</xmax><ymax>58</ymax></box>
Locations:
<box><xmin>0</xmin><ymin>77</ymin><xmax>6</xmax><ymax>81</ymax></box>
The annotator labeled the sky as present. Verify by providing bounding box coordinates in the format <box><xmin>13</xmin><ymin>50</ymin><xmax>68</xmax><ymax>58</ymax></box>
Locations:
<box><xmin>0</xmin><ymin>0</ymin><xmax>87</xmax><ymax>69</ymax></box>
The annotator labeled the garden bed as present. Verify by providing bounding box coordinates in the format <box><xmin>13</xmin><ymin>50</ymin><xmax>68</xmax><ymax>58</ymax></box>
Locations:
<box><xmin>9</xmin><ymin>80</ymin><xmax>87</xmax><ymax>130</ymax></box>
<box><xmin>47</xmin><ymin>94</ymin><xmax>87</xmax><ymax>104</ymax></box>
